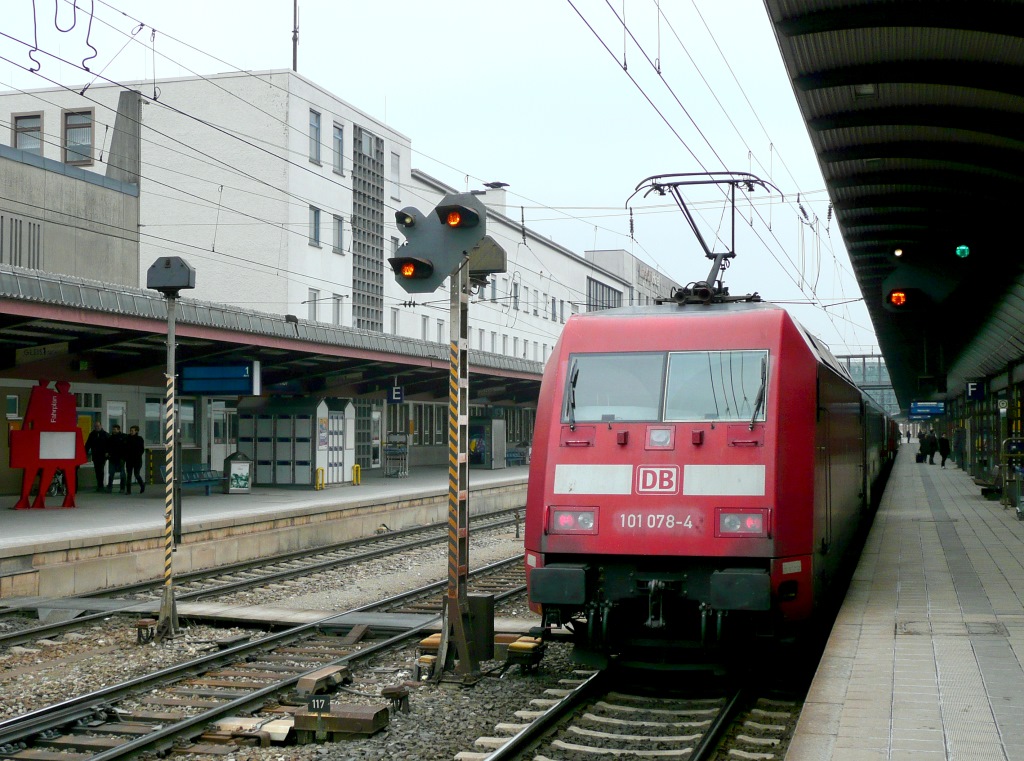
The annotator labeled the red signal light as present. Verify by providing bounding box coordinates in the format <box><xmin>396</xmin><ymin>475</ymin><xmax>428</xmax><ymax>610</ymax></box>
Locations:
<box><xmin>388</xmin><ymin>257</ymin><xmax>434</xmax><ymax>281</ymax></box>
<box><xmin>889</xmin><ymin>289</ymin><xmax>908</xmax><ymax>307</ymax></box>
<box><xmin>446</xmin><ymin>210</ymin><xmax>463</xmax><ymax>227</ymax></box>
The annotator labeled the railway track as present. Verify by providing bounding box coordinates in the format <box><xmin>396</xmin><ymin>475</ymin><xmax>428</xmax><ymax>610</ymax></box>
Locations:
<box><xmin>462</xmin><ymin>668</ymin><xmax>800</xmax><ymax>760</ymax></box>
<box><xmin>0</xmin><ymin>506</ymin><xmax>523</xmax><ymax>647</ymax></box>
<box><xmin>0</xmin><ymin>557</ymin><xmax>526</xmax><ymax>760</ymax></box>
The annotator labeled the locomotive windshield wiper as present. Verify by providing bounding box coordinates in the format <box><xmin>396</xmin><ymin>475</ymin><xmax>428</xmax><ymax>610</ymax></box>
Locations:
<box><xmin>749</xmin><ymin>355</ymin><xmax>767</xmax><ymax>430</ymax></box>
<box><xmin>567</xmin><ymin>360</ymin><xmax>579</xmax><ymax>430</ymax></box>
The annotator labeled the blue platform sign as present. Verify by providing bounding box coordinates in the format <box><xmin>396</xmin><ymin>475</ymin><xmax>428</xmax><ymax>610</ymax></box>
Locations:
<box><xmin>389</xmin><ymin>386</ymin><xmax>404</xmax><ymax>403</ymax></box>
<box><xmin>966</xmin><ymin>381</ymin><xmax>985</xmax><ymax>401</ymax></box>
<box><xmin>181</xmin><ymin>362</ymin><xmax>261</xmax><ymax>395</ymax></box>
<box><xmin>910</xmin><ymin>401</ymin><xmax>945</xmax><ymax>416</ymax></box>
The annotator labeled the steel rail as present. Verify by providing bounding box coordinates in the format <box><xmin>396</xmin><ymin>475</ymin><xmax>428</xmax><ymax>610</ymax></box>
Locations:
<box><xmin>0</xmin><ymin>555</ymin><xmax>524</xmax><ymax>752</ymax></box>
<box><xmin>0</xmin><ymin>508</ymin><xmax>521</xmax><ymax>647</ymax></box>
<box><xmin>484</xmin><ymin>669</ymin><xmax>609</xmax><ymax>761</ymax></box>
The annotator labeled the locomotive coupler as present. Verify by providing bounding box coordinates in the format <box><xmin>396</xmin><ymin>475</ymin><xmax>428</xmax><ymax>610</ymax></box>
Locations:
<box><xmin>645</xmin><ymin>579</ymin><xmax>667</xmax><ymax>629</ymax></box>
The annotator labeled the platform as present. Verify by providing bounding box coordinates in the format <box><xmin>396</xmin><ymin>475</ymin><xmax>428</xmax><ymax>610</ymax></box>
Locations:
<box><xmin>0</xmin><ymin>465</ymin><xmax>528</xmax><ymax>600</ymax></box>
<box><xmin>787</xmin><ymin>445</ymin><xmax>1024</xmax><ymax>761</ymax></box>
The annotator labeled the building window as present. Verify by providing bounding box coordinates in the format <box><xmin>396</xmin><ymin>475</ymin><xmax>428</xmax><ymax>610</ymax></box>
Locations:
<box><xmin>62</xmin><ymin>110</ymin><xmax>93</xmax><ymax>165</ymax></box>
<box><xmin>551</xmin><ymin>297</ymin><xmax>557</xmax><ymax>321</ymax></box>
<box><xmin>332</xmin><ymin>123</ymin><xmax>343</xmax><ymax>173</ymax></box>
<box><xmin>333</xmin><ymin>215</ymin><xmax>344</xmax><ymax>253</ymax></box>
<box><xmin>13</xmin><ymin>113</ymin><xmax>42</xmax><ymax>155</ymax></box>
<box><xmin>391</xmin><ymin>307</ymin><xmax>399</xmax><ymax>334</ymax></box>
<box><xmin>434</xmin><ymin>404</ymin><xmax>445</xmax><ymax>445</ymax></box>
<box><xmin>390</xmin><ymin>152</ymin><xmax>400</xmax><ymax>200</ymax></box>
<box><xmin>309</xmin><ymin>109</ymin><xmax>321</xmax><ymax>162</ymax></box>
<box><xmin>309</xmin><ymin>206</ymin><xmax>321</xmax><ymax>246</ymax></box>
<box><xmin>586</xmin><ymin>277</ymin><xmax>623</xmax><ymax>311</ymax></box>
<box><xmin>560</xmin><ymin>300</ymin><xmax>565</xmax><ymax>323</ymax></box>
<box><xmin>512</xmin><ymin>282</ymin><xmax>519</xmax><ymax>310</ymax></box>
<box><xmin>391</xmin><ymin>236</ymin><xmax>400</xmax><ymax>257</ymax></box>
<box><xmin>421</xmin><ymin>315</ymin><xmax>428</xmax><ymax>341</ymax></box>
<box><xmin>491</xmin><ymin>331</ymin><xmax>497</xmax><ymax>352</ymax></box>
<box><xmin>308</xmin><ymin>288</ymin><xmax>319</xmax><ymax>321</ymax></box>
<box><xmin>179</xmin><ymin>399</ymin><xmax>197</xmax><ymax>446</ymax></box>
<box><xmin>479</xmin><ymin>328</ymin><xmax>485</xmax><ymax>350</ymax></box>
<box><xmin>332</xmin><ymin>293</ymin><xmax>343</xmax><ymax>325</ymax></box>
<box><xmin>502</xmin><ymin>334</ymin><xmax>508</xmax><ymax>355</ymax></box>
<box><xmin>437</xmin><ymin>319</ymin><xmax>445</xmax><ymax>344</ymax></box>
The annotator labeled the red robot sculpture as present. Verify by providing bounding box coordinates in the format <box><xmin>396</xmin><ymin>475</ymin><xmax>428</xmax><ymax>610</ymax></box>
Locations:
<box><xmin>10</xmin><ymin>379</ymin><xmax>87</xmax><ymax>509</ymax></box>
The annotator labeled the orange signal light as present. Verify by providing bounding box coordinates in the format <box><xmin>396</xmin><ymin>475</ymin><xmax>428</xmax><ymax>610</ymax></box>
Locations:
<box><xmin>400</xmin><ymin>261</ymin><xmax>417</xmax><ymax>278</ymax></box>
<box><xmin>889</xmin><ymin>289</ymin><xmax>908</xmax><ymax>307</ymax></box>
<box><xmin>446</xmin><ymin>210</ymin><xmax>463</xmax><ymax>227</ymax></box>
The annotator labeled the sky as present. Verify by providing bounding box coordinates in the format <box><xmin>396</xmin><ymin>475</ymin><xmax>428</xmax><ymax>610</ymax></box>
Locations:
<box><xmin>0</xmin><ymin>0</ymin><xmax>880</xmax><ymax>355</ymax></box>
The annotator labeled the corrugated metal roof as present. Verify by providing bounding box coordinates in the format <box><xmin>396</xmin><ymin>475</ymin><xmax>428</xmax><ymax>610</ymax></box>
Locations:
<box><xmin>765</xmin><ymin>0</ymin><xmax>1024</xmax><ymax>408</ymax></box>
<box><xmin>0</xmin><ymin>264</ymin><xmax>542</xmax><ymax>378</ymax></box>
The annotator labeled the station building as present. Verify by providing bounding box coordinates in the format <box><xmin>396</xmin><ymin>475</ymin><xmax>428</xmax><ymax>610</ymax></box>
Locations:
<box><xmin>0</xmin><ymin>70</ymin><xmax>678</xmax><ymax>495</ymax></box>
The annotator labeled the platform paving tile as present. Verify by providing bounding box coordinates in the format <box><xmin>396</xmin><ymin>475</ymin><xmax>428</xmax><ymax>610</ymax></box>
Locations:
<box><xmin>834</xmin><ymin>734</ymin><xmax>889</xmax><ymax>750</ymax></box>
<box><xmin>786</xmin><ymin>449</ymin><xmax>1024</xmax><ymax>759</ymax></box>
<box><xmin>785</xmin><ymin>733</ymin><xmax>837</xmax><ymax>761</ymax></box>
<box><xmin>829</xmin><ymin>750</ymin><xmax>888</xmax><ymax>761</ymax></box>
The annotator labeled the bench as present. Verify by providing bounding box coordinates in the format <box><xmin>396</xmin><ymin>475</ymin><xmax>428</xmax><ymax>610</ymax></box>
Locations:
<box><xmin>505</xmin><ymin>448</ymin><xmax>529</xmax><ymax>467</ymax></box>
<box><xmin>158</xmin><ymin>464</ymin><xmax>223</xmax><ymax>496</ymax></box>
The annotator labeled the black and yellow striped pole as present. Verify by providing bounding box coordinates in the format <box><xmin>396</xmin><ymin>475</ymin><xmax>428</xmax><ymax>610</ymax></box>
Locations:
<box><xmin>155</xmin><ymin>293</ymin><xmax>179</xmax><ymax>642</ymax></box>
<box><xmin>147</xmin><ymin>257</ymin><xmax>194</xmax><ymax>643</ymax></box>
<box><xmin>435</xmin><ymin>262</ymin><xmax>479</xmax><ymax>680</ymax></box>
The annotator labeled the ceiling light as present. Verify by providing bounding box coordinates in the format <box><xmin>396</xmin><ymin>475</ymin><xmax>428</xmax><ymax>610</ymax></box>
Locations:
<box><xmin>894</xmin><ymin>248</ymin><xmax>903</xmax><ymax>257</ymax></box>
<box><xmin>853</xmin><ymin>83</ymin><xmax>877</xmax><ymax>98</ymax></box>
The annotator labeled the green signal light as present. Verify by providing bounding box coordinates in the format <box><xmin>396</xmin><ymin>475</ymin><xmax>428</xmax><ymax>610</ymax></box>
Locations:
<box><xmin>956</xmin><ymin>244</ymin><xmax>970</xmax><ymax>258</ymax></box>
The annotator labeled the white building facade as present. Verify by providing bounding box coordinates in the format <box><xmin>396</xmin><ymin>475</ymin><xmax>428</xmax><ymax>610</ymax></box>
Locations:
<box><xmin>0</xmin><ymin>70</ymin><xmax>679</xmax><ymax>479</ymax></box>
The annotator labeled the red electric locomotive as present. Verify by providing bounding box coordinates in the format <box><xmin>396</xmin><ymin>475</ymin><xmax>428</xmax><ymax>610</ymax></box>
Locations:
<box><xmin>524</xmin><ymin>298</ymin><xmax>894</xmax><ymax>663</ymax></box>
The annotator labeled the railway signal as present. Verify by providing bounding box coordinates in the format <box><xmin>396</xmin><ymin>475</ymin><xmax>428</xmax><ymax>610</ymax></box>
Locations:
<box><xmin>389</xmin><ymin>193</ymin><xmax>488</xmax><ymax>293</ymax></box>
<box><xmin>883</xmin><ymin>286</ymin><xmax>928</xmax><ymax>312</ymax></box>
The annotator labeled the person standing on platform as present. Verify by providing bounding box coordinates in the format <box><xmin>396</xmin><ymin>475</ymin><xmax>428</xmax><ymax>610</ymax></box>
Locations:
<box><xmin>926</xmin><ymin>429</ymin><xmax>939</xmax><ymax>464</ymax></box>
<box><xmin>106</xmin><ymin>424</ymin><xmax>127</xmax><ymax>493</ymax></box>
<box><xmin>85</xmin><ymin>421</ymin><xmax>109</xmax><ymax>493</ymax></box>
<box><xmin>906</xmin><ymin>429</ymin><xmax>912</xmax><ymax>443</ymax></box>
<box><xmin>953</xmin><ymin>427</ymin><xmax>967</xmax><ymax>469</ymax></box>
<box><xmin>125</xmin><ymin>426</ymin><xmax>146</xmax><ymax>494</ymax></box>
<box><xmin>939</xmin><ymin>433</ymin><xmax>951</xmax><ymax>468</ymax></box>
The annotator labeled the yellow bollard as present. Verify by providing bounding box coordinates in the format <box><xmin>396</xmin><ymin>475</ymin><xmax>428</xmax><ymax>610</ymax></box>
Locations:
<box><xmin>315</xmin><ymin>467</ymin><xmax>324</xmax><ymax>490</ymax></box>
<box><xmin>352</xmin><ymin>464</ymin><xmax>361</xmax><ymax>485</ymax></box>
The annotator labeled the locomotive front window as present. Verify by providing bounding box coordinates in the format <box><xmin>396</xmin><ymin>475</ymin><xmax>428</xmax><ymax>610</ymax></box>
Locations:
<box><xmin>664</xmin><ymin>350</ymin><xmax>768</xmax><ymax>422</ymax></box>
<box><xmin>564</xmin><ymin>352</ymin><xmax>665</xmax><ymax>422</ymax></box>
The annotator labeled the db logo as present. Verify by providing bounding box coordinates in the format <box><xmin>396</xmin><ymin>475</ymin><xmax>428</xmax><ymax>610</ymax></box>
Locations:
<box><xmin>636</xmin><ymin>466</ymin><xmax>679</xmax><ymax>494</ymax></box>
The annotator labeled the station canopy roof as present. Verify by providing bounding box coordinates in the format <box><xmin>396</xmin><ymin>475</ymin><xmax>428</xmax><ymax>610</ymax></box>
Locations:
<box><xmin>765</xmin><ymin>0</ymin><xmax>1024</xmax><ymax>410</ymax></box>
<box><xmin>0</xmin><ymin>265</ymin><xmax>542</xmax><ymax>407</ymax></box>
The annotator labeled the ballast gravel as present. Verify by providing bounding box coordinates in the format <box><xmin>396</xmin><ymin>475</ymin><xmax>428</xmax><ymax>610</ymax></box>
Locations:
<box><xmin>0</xmin><ymin>526</ymin><xmax>584</xmax><ymax>760</ymax></box>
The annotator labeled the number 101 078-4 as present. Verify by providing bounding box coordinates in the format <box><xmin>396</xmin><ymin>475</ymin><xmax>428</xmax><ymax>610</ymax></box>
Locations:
<box><xmin>619</xmin><ymin>513</ymin><xmax>693</xmax><ymax>530</ymax></box>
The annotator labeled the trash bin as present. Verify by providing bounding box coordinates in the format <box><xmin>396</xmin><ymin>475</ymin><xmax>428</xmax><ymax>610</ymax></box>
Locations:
<box><xmin>223</xmin><ymin>451</ymin><xmax>253</xmax><ymax>494</ymax></box>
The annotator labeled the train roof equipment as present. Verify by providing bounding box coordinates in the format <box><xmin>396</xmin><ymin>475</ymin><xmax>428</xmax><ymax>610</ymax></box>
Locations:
<box><xmin>629</xmin><ymin>172</ymin><xmax>782</xmax><ymax>306</ymax></box>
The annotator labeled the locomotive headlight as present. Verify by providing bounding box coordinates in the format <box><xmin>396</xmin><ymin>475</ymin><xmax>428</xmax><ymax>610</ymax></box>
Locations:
<box><xmin>716</xmin><ymin>508</ymin><xmax>769</xmax><ymax>537</ymax></box>
<box><xmin>548</xmin><ymin>507</ymin><xmax>599</xmax><ymax>535</ymax></box>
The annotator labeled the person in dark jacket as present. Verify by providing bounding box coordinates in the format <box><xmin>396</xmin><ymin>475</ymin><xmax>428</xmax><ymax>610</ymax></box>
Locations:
<box><xmin>125</xmin><ymin>426</ymin><xmax>146</xmax><ymax>494</ymax></box>
<box><xmin>939</xmin><ymin>433</ymin><xmax>951</xmax><ymax>468</ymax></box>
<box><xmin>926</xmin><ymin>429</ymin><xmax>939</xmax><ymax>464</ymax></box>
<box><xmin>106</xmin><ymin>424</ymin><xmax>127</xmax><ymax>493</ymax></box>
<box><xmin>84</xmin><ymin>421</ymin><xmax>109</xmax><ymax>492</ymax></box>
